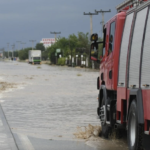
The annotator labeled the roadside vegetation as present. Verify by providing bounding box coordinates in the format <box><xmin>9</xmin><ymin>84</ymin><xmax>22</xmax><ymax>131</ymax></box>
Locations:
<box><xmin>57</xmin><ymin>57</ymin><xmax>66</xmax><ymax>66</ymax></box>
<box><xmin>4</xmin><ymin>32</ymin><xmax>103</xmax><ymax>68</ymax></box>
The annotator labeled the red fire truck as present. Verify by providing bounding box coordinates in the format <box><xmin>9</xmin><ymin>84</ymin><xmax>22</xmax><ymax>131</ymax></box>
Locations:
<box><xmin>90</xmin><ymin>0</ymin><xmax>150</xmax><ymax>149</ymax></box>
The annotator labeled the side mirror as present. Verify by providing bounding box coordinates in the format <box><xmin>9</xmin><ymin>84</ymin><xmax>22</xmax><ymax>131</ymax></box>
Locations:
<box><xmin>90</xmin><ymin>33</ymin><xmax>103</xmax><ymax>62</ymax></box>
<box><xmin>91</xmin><ymin>33</ymin><xmax>98</xmax><ymax>41</ymax></box>
<box><xmin>90</xmin><ymin>42</ymin><xmax>98</xmax><ymax>61</ymax></box>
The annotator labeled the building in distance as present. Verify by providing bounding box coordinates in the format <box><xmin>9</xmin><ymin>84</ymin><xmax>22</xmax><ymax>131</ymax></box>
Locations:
<box><xmin>40</xmin><ymin>38</ymin><xmax>56</xmax><ymax>48</ymax></box>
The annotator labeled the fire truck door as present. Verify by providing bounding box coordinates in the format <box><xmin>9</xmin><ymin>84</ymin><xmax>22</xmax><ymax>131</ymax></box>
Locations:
<box><xmin>105</xmin><ymin>21</ymin><xmax>116</xmax><ymax>90</ymax></box>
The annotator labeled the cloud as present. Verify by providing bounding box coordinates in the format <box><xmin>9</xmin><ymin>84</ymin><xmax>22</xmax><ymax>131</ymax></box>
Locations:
<box><xmin>0</xmin><ymin>0</ymin><xmax>122</xmax><ymax>48</ymax></box>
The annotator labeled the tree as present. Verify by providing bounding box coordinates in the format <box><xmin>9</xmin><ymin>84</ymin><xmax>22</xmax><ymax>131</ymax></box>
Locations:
<box><xmin>42</xmin><ymin>50</ymin><xmax>49</xmax><ymax>60</ymax></box>
<box><xmin>77</xmin><ymin>32</ymin><xmax>90</xmax><ymax>50</ymax></box>
<box><xmin>47</xmin><ymin>32</ymin><xmax>91</xmax><ymax>64</ymax></box>
<box><xmin>47</xmin><ymin>44</ymin><xmax>57</xmax><ymax>64</ymax></box>
<box><xmin>18</xmin><ymin>47</ymin><xmax>32</xmax><ymax>60</ymax></box>
<box><xmin>35</xmin><ymin>43</ymin><xmax>45</xmax><ymax>51</ymax></box>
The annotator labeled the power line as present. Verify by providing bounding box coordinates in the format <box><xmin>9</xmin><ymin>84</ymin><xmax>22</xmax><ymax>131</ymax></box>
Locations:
<box><xmin>50</xmin><ymin>32</ymin><xmax>61</xmax><ymax>41</ymax></box>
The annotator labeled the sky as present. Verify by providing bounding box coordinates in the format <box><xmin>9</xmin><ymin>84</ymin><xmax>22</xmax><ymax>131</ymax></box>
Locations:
<box><xmin>0</xmin><ymin>0</ymin><xmax>123</xmax><ymax>50</ymax></box>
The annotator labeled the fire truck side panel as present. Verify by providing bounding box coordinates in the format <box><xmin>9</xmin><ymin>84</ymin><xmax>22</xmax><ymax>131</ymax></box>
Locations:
<box><xmin>126</xmin><ymin>5</ymin><xmax>150</xmax><ymax>126</ymax></box>
<box><xmin>112</xmin><ymin>12</ymin><xmax>126</xmax><ymax>90</ymax></box>
<box><xmin>117</xmin><ymin>12</ymin><xmax>134</xmax><ymax>114</ymax></box>
<box><xmin>128</xmin><ymin>7</ymin><xmax>148</xmax><ymax>88</ymax></box>
<box><xmin>140</xmin><ymin>7</ymin><xmax>150</xmax><ymax>131</ymax></box>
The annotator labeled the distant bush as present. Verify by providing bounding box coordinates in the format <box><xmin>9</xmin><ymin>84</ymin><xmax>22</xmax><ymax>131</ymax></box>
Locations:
<box><xmin>18</xmin><ymin>47</ymin><xmax>32</xmax><ymax>60</ymax></box>
<box><xmin>57</xmin><ymin>57</ymin><xmax>66</xmax><ymax>66</ymax></box>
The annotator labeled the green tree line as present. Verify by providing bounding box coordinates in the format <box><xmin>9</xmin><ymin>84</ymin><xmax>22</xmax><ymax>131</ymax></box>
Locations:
<box><xmin>4</xmin><ymin>32</ymin><xmax>103</xmax><ymax>65</ymax></box>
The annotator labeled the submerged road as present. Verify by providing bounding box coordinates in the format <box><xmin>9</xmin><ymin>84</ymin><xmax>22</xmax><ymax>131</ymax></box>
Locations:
<box><xmin>0</xmin><ymin>61</ymin><xmax>132</xmax><ymax>150</ymax></box>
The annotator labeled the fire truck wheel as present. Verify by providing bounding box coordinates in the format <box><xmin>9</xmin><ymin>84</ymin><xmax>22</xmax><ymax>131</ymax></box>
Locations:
<box><xmin>128</xmin><ymin>100</ymin><xmax>144</xmax><ymax>150</ymax></box>
<box><xmin>101</xmin><ymin>98</ymin><xmax>111</xmax><ymax>138</ymax></box>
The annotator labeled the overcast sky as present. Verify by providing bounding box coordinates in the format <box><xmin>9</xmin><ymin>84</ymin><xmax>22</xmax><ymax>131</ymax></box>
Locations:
<box><xmin>0</xmin><ymin>0</ymin><xmax>123</xmax><ymax>50</ymax></box>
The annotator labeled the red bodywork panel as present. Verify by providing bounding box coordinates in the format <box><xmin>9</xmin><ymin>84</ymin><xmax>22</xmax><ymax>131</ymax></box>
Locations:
<box><xmin>142</xmin><ymin>90</ymin><xmax>150</xmax><ymax>131</ymax></box>
<box><xmin>117</xmin><ymin>87</ymin><xmax>126</xmax><ymax>112</ymax></box>
<box><xmin>99</xmin><ymin>12</ymin><xmax>126</xmax><ymax>90</ymax></box>
<box><xmin>142</xmin><ymin>90</ymin><xmax>150</xmax><ymax>120</ymax></box>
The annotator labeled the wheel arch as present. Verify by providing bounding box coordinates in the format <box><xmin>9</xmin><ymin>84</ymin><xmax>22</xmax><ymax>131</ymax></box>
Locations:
<box><xmin>127</xmin><ymin>89</ymin><xmax>144</xmax><ymax>124</ymax></box>
<box><xmin>99</xmin><ymin>85</ymin><xmax>107</xmax><ymax>107</ymax></box>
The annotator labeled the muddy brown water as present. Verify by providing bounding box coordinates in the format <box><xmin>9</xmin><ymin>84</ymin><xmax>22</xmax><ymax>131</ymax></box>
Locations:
<box><xmin>0</xmin><ymin>61</ymin><xmax>129</xmax><ymax>150</ymax></box>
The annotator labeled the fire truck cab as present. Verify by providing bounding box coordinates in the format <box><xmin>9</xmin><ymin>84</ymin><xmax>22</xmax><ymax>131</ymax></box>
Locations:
<box><xmin>90</xmin><ymin>0</ymin><xmax>150</xmax><ymax>149</ymax></box>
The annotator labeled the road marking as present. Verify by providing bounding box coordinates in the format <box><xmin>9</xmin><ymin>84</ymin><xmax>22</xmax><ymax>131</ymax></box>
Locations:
<box><xmin>17</xmin><ymin>134</ymin><xmax>34</xmax><ymax>150</ymax></box>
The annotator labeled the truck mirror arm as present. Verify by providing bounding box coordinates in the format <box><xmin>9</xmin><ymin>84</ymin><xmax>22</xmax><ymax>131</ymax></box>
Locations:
<box><xmin>97</xmin><ymin>41</ymin><xmax>104</xmax><ymax>44</ymax></box>
<box><xmin>97</xmin><ymin>60</ymin><xmax>100</xmax><ymax>63</ymax></box>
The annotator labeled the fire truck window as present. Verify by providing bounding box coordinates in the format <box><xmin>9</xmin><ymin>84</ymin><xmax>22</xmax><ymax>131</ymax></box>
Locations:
<box><xmin>102</xmin><ymin>28</ymin><xmax>106</xmax><ymax>56</ymax></box>
<box><xmin>109</xmin><ymin>22</ymin><xmax>116</xmax><ymax>54</ymax></box>
<box><xmin>103</xmin><ymin>47</ymin><xmax>105</xmax><ymax>56</ymax></box>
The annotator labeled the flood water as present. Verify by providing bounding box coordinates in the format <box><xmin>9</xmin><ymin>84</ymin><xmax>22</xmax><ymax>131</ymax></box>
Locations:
<box><xmin>0</xmin><ymin>61</ymin><xmax>129</xmax><ymax>150</ymax></box>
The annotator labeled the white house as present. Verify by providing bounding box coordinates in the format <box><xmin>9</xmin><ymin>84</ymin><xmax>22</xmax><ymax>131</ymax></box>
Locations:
<box><xmin>40</xmin><ymin>38</ymin><xmax>56</xmax><ymax>48</ymax></box>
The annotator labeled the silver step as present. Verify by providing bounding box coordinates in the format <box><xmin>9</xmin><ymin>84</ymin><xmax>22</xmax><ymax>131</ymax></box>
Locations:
<box><xmin>144</xmin><ymin>131</ymin><xmax>149</xmax><ymax>135</ymax></box>
<box><xmin>106</xmin><ymin>121</ymin><xmax>110</xmax><ymax>125</ymax></box>
<box><xmin>116</xmin><ymin>120</ymin><xmax>121</xmax><ymax>124</ymax></box>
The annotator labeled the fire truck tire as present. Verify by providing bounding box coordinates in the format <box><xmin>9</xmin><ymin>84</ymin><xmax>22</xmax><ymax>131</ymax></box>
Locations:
<box><xmin>101</xmin><ymin>98</ymin><xmax>111</xmax><ymax>138</ymax></box>
<box><xmin>128</xmin><ymin>100</ymin><xmax>144</xmax><ymax>150</ymax></box>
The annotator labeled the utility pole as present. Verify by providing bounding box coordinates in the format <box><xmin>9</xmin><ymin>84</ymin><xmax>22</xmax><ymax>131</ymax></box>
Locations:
<box><xmin>68</xmin><ymin>40</ymin><xmax>72</xmax><ymax>66</ymax></box>
<box><xmin>21</xmin><ymin>43</ymin><xmax>26</xmax><ymax>50</ymax></box>
<box><xmin>100</xmin><ymin>21</ymin><xmax>103</xmax><ymax>38</ymax></box>
<box><xmin>7</xmin><ymin>43</ymin><xmax>9</xmax><ymax>59</ymax></box>
<box><xmin>95</xmin><ymin>9</ymin><xmax>111</xmax><ymax>31</ymax></box>
<box><xmin>0</xmin><ymin>48</ymin><xmax>4</xmax><ymax>60</ymax></box>
<box><xmin>16</xmin><ymin>41</ymin><xmax>21</xmax><ymax>50</ymax></box>
<box><xmin>11</xmin><ymin>44</ymin><xmax>15</xmax><ymax>58</ymax></box>
<box><xmin>83</xmin><ymin>12</ymin><xmax>98</xmax><ymax>36</ymax></box>
<box><xmin>50</xmin><ymin>32</ymin><xmax>61</xmax><ymax>41</ymax></box>
<box><xmin>2</xmin><ymin>48</ymin><xmax>4</xmax><ymax>59</ymax></box>
<box><xmin>29</xmin><ymin>40</ymin><xmax>36</xmax><ymax>50</ymax></box>
<box><xmin>84</xmin><ymin>12</ymin><xmax>98</xmax><ymax>69</ymax></box>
